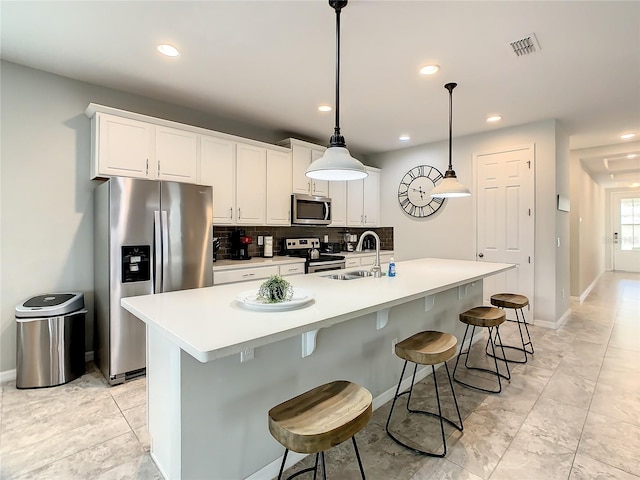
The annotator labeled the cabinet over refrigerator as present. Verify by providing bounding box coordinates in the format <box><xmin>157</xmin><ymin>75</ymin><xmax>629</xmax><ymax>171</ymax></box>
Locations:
<box><xmin>94</xmin><ymin>177</ymin><xmax>213</xmax><ymax>385</ymax></box>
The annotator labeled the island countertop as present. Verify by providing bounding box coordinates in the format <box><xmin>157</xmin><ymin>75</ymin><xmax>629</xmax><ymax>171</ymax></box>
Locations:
<box><xmin>121</xmin><ymin>257</ymin><xmax>513</xmax><ymax>363</ymax></box>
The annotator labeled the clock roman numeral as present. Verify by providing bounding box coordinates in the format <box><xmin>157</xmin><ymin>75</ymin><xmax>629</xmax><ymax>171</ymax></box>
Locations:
<box><xmin>399</xmin><ymin>197</ymin><xmax>410</xmax><ymax>207</ymax></box>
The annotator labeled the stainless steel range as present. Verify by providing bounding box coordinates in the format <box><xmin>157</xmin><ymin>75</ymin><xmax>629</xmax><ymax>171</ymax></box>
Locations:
<box><xmin>283</xmin><ymin>237</ymin><xmax>345</xmax><ymax>273</ymax></box>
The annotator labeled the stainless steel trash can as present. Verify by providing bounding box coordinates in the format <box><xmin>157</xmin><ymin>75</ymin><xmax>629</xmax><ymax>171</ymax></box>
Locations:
<box><xmin>16</xmin><ymin>293</ymin><xmax>87</xmax><ymax>389</ymax></box>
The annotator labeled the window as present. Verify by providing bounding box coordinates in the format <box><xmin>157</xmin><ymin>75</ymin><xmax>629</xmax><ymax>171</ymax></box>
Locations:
<box><xmin>620</xmin><ymin>198</ymin><xmax>640</xmax><ymax>251</ymax></box>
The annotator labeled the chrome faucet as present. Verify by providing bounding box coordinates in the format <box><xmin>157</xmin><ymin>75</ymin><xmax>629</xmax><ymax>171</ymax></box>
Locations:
<box><xmin>355</xmin><ymin>230</ymin><xmax>382</xmax><ymax>277</ymax></box>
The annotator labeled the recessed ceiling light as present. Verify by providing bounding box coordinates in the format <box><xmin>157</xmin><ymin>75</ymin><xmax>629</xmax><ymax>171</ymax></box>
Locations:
<box><xmin>318</xmin><ymin>105</ymin><xmax>332</xmax><ymax>112</ymax></box>
<box><xmin>157</xmin><ymin>44</ymin><xmax>180</xmax><ymax>57</ymax></box>
<box><xmin>399</xmin><ymin>135</ymin><xmax>410</xmax><ymax>141</ymax></box>
<box><xmin>486</xmin><ymin>115</ymin><xmax>502</xmax><ymax>123</ymax></box>
<box><xmin>621</xmin><ymin>133</ymin><xmax>636</xmax><ymax>140</ymax></box>
<box><xmin>419</xmin><ymin>65</ymin><xmax>440</xmax><ymax>75</ymax></box>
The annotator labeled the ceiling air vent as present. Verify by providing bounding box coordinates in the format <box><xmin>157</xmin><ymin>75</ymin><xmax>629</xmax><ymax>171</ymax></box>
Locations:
<box><xmin>509</xmin><ymin>33</ymin><xmax>541</xmax><ymax>57</ymax></box>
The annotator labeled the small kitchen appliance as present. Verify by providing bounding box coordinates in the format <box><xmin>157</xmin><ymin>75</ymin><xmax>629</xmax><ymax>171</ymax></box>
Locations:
<box><xmin>283</xmin><ymin>237</ymin><xmax>345</xmax><ymax>273</ymax></box>
<box><xmin>263</xmin><ymin>236</ymin><xmax>274</xmax><ymax>258</ymax></box>
<box><xmin>231</xmin><ymin>229</ymin><xmax>252</xmax><ymax>260</ymax></box>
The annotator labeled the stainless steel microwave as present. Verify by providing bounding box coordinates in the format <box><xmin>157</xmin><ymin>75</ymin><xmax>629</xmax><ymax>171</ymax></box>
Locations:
<box><xmin>291</xmin><ymin>194</ymin><xmax>332</xmax><ymax>225</ymax></box>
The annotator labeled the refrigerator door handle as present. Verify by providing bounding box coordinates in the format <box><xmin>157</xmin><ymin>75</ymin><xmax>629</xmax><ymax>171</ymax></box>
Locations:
<box><xmin>154</xmin><ymin>210</ymin><xmax>163</xmax><ymax>294</ymax></box>
<box><xmin>161</xmin><ymin>210</ymin><xmax>169</xmax><ymax>293</ymax></box>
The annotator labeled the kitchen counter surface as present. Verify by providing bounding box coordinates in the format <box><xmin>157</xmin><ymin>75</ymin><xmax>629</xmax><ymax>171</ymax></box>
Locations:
<box><xmin>212</xmin><ymin>256</ymin><xmax>305</xmax><ymax>271</ymax></box>
<box><xmin>122</xmin><ymin>257</ymin><xmax>513</xmax><ymax>364</ymax></box>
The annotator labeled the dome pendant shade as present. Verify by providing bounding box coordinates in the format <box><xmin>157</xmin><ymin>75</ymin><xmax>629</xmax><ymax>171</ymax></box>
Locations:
<box><xmin>431</xmin><ymin>82</ymin><xmax>471</xmax><ymax>198</ymax></box>
<box><xmin>306</xmin><ymin>147</ymin><xmax>368</xmax><ymax>180</ymax></box>
<box><xmin>306</xmin><ymin>0</ymin><xmax>368</xmax><ymax>181</ymax></box>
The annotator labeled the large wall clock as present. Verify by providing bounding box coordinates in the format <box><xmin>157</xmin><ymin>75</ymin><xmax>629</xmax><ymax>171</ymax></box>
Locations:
<box><xmin>397</xmin><ymin>165</ymin><xmax>445</xmax><ymax>217</ymax></box>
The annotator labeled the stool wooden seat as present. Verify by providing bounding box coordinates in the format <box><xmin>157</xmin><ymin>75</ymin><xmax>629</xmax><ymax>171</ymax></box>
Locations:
<box><xmin>386</xmin><ymin>331</ymin><xmax>463</xmax><ymax>457</ymax></box>
<box><xmin>453</xmin><ymin>306</ymin><xmax>511</xmax><ymax>394</ymax></box>
<box><xmin>268</xmin><ymin>380</ymin><xmax>372</xmax><ymax>479</ymax></box>
<box><xmin>488</xmin><ymin>293</ymin><xmax>534</xmax><ymax>363</ymax></box>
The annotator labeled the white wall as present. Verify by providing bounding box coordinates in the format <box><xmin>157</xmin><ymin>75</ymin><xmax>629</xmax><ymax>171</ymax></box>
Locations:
<box><xmin>555</xmin><ymin>124</ymin><xmax>571</xmax><ymax>318</ymax></box>
<box><xmin>0</xmin><ymin>61</ymin><xmax>295</xmax><ymax>374</ymax></box>
<box><xmin>369</xmin><ymin>119</ymin><xmax>568</xmax><ymax>326</ymax></box>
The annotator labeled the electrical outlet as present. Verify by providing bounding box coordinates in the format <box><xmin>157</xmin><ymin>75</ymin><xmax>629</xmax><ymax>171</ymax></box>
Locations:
<box><xmin>240</xmin><ymin>347</ymin><xmax>254</xmax><ymax>362</ymax></box>
<box><xmin>557</xmin><ymin>237</ymin><xmax>561</xmax><ymax>248</ymax></box>
<box><xmin>257</xmin><ymin>236</ymin><xmax>264</xmax><ymax>246</ymax></box>
<box><xmin>391</xmin><ymin>338</ymin><xmax>398</xmax><ymax>355</ymax></box>
<box><xmin>562</xmin><ymin>288</ymin><xmax>565</xmax><ymax>299</ymax></box>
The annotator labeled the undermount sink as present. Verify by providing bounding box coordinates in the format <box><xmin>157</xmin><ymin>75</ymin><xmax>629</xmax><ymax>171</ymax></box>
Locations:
<box><xmin>323</xmin><ymin>270</ymin><xmax>383</xmax><ymax>280</ymax></box>
<box><xmin>347</xmin><ymin>270</ymin><xmax>375</xmax><ymax>277</ymax></box>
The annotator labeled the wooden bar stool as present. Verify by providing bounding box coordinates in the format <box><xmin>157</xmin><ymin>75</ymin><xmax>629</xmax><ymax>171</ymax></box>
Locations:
<box><xmin>487</xmin><ymin>293</ymin><xmax>534</xmax><ymax>363</ymax></box>
<box><xmin>453</xmin><ymin>306</ymin><xmax>511</xmax><ymax>394</ymax></box>
<box><xmin>385</xmin><ymin>331</ymin><xmax>463</xmax><ymax>457</ymax></box>
<box><xmin>268</xmin><ymin>380</ymin><xmax>372</xmax><ymax>480</ymax></box>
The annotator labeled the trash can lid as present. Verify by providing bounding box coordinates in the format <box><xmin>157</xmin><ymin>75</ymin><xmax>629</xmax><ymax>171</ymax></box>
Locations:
<box><xmin>16</xmin><ymin>293</ymin><xmax>85</xmax><ymax>318</ymax></box>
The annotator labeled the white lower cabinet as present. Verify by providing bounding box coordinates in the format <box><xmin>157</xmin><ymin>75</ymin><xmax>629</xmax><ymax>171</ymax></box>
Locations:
<box><xmin>279</xmin><ymin>263</ymin><xmax>305</xmax><ymax>276</ymax></box>
<box><xmin>213</xmin><ymin>265</ymin><xmax>279</xmax><ymax>286</ymax></box>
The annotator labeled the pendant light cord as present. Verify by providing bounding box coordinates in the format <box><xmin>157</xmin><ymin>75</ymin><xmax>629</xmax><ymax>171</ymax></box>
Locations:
<box><xmin>334</xmin><ymin>6</ymin><xmax>341</xmax><ymax>140</ymax></box>
<box><xmin>445</xmin><ymin>82</ymin><xmax>457</xmax><ymax>174</ymax></box>
<box><xmin>329</xmin><ymin>0</ymin><xmax>347</xmax><ymax>147</ymax></box>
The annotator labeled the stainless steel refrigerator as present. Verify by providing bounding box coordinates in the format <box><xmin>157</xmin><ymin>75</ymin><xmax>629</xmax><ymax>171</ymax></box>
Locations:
<box><xmin>94</xmin><ymin>177</ymin><xmax>213</xmax><ymax>385</ymax></box>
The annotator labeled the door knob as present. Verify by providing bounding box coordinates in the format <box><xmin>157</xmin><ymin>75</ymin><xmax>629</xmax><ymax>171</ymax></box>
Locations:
<box><xmin>478</xmin><ymin>253</ymin><xmax>484</xmax><ymax>258</ymax></box>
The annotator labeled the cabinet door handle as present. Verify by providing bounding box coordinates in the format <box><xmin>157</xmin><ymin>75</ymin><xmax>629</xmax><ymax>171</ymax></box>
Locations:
<box><xmin>158</xmin><ymin>160</ymin><xmax>161</xmax><ymax>175</ymax></box>
<box><xmin>146</xmin><ymin>159</ymin><xmax>149</xmax><ymax>176</ymax></box>
<box><xmin>242</xmin><ymin>273</ymin><xmax>255</xmax><ymax>277</ymax></box>
<box><xmin>229</xmin><ymin>207</ymin><xmax>233</xmax><ymax>219</ymax></box>
<box><xmin>238</xmin><ymin>208</ymin><xmax>241</xmax><ymax>219</ymax></box>
<box><xmin>308</xmin><ymin>181</ymin><xmax>311</xmax><ymax>192</ymax></box>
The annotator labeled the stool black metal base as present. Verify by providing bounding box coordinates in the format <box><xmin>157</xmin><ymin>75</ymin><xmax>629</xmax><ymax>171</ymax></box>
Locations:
<box><xmin>453</xmin><ymin>324</ymin><xmax>511</xmax><ymax>394</ymax></box>
<box><xmin>385</xmin><ymin>361</ymin><xmax>463</xmax><ymax>457</ymax></box>
<box><xmin>277</xmin><ymin>436</ymin><xmax>365</xmax><ymax>480</ymax></box>
<box><xmin>485</xmin><ymin>307</ymin><xmax>534</xmax><ymax>364</ymax></box>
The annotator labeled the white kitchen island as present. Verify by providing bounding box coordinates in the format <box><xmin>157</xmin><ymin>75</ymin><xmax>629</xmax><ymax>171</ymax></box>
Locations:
<box><xmin>121</xmin><ymin>258</ymin><xmax>513</xmax><ymax>480</ymax></box>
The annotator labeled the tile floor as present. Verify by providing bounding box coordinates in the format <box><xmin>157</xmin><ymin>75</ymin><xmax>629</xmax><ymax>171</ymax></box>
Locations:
<box><xmin>1</xmin><ymin>271</ymin><xmax>638</xmax><ymax>479</ymax></box>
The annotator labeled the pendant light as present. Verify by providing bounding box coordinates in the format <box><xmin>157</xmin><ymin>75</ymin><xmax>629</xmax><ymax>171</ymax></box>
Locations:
<box><xmin>306</xmin><ymin>0</ymin><xmax>368</xmax><ymax>181</ymax></box>
<box><xmin>430</xmin><ymin>82</ymin><xmax>471</xmax><ymax>198</ymax></box>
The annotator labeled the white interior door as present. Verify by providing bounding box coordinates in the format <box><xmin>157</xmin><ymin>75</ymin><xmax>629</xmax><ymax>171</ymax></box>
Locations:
<box><xmin>476</xmin><ymin>145</ymin><xmax>535</xmax><ymax>320</ymax></box>
<box><xmin>612</xmin><ymin>192</ymin><xmax>640</xmax><ymax>272</ymax></box>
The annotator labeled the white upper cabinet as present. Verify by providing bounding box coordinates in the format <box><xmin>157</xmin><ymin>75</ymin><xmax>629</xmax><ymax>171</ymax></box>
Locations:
<box><xmin>329</xmin><ymin>180</ymin><xmax>347</xmax><ymax>227</ymax></box>
<box><xmin>155</xmin><ymin>126</ymin><xmax>198</xmax><ymax>183</ymax></box>
<box><xmin>93</xmin><ymin>113</ymin><xmax>151</xmax><ymax>179</ymax></box>
<box><xmin>362</xmin><ymin>169</ymin><xmax>380</xmax><ymax>226</ymax></box>
<box><xmin>200</xmin><ymin>135</ymin><xmax>236</xmax><ymax>224</ymax></box>
<box><xmin>347</xmin><ymin>167</ymin><xmax>380</xmax><ymax>227</ymax></box>
<box><xmin>236</xmin><ymin>143</ymin><xmax>266</xmax><ymax>225</ymax></box>
<box><xmin>91</xmin><ymin>112</ymin><xmax>197</xmax><ymax>182</ymax></box>
<box><xmin>266</xmin><ymin>149</ymin><xmax>292</xmax><ymax>225</ymax></box>
<box><xmin>279</xmin><ymin>138</ymin><xmax>328</xmax><ymax>197</ymax></box>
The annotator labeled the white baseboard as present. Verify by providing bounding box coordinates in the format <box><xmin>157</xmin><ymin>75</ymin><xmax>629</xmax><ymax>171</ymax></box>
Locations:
<box><xmin>244</xmin><ymin>331</ymin><xmax>484</xmax><ymax>480</ymax></box>
<box><xmin>0</xmin><ymin>369</ymin><xmax>16</xmax><ymax>384</ymax></box>
<box><xmin>579</xmin><ymin>271</ymin><xmax>605</xmax><ymax>303</ymax></box>
<box><xmin>533</xmin><ymin>308</ymin><xmax>571</xmax><ymax>330</ymax></box>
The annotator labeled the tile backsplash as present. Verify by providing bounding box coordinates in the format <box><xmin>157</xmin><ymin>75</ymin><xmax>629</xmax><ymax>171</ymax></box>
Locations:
<box><xmin>213</xmin><ymin>226</ymin><xmax>394</xmax><ymax>261</ymax></box>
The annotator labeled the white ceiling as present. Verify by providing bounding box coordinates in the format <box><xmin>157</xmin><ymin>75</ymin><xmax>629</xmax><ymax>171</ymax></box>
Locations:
<box><xmin>2</xmin><ymin>0</ymin><xmax>639</xmax><ymax>187</ymax></box>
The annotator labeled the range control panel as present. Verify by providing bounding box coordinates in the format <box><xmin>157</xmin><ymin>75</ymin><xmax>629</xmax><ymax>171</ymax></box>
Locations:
<box><xmin>121</xmin><ymin>245</ymin><xmax>151</xmax><ymax>283</ymax></box>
